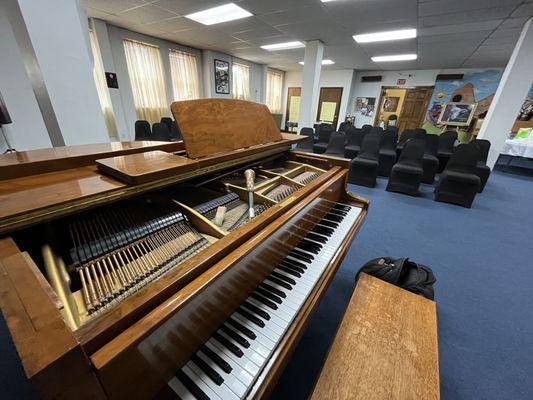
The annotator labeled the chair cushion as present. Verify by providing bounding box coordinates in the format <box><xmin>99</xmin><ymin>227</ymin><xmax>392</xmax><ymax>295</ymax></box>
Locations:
<box><xmin>379</xmin><ymin>149</ymin><xmax>396</xmax><ymax>157</ymax></box>
<box><xmin>393</xmin><ymin>163</ymin><xmax>422</xmax><ymax>174</ymax></box>
<box><xmin>352</xmin><ymin>157</ymin><xmax>378</xmax><ymax>167</ymax></box>
<box><xmin>345</xmin><ymin>145</ymin><xmax>361</xmax><ymax>152</ymax></box>
<box><xmin>442</xmin><ymin>170</ymin><xmax>481</xmax><ymax>184</ymax></box>
<box><xmin>313</xmin><ymin>143</ymin><xmax>328</xmax><ymax>150</ymax></box>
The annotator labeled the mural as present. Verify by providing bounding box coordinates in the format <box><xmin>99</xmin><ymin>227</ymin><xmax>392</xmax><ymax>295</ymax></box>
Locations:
<box><xmin>517</xmin><ymin>84</ymin><xmax>533</xmax><ymax>121</ymax></box>
<box><xmin>423</xmin><ymin>69</ymin><xmax>503</xmax><ymax>138</ymax></box>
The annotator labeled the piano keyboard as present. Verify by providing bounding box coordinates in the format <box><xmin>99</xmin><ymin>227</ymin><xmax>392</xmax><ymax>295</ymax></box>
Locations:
<box><xmin>163</xmin><ymin>201</ymin><xmax>362</xmax><ymax>400</ymax></box>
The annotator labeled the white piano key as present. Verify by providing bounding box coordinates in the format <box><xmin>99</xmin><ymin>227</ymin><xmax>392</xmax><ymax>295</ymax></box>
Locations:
<box><xmin>243</xmin><ymin>298</ymin><xmax>290</xmax><ymax>328</ymax></box>
<box><xmin>231</xmin><ymin>314</ymin><xmax>278</xmax><ymax>350</ymax></box>
<box><xmin>236</xmin><ymin>307</ymin><xmax>285</xmax><ymax>337</ymax></box>
<box><xmin>247</xmin><ymin>295</ymin><xmax>295</xmax><ymax>322</ymax></box>
<box><xmin>168</xmin><ymin>377</ymin><xmax>197</xmax><ymax>400</ymax></box>
<box><xmin>218</xmin><ymin>328</ymin><xmax>270</xmax><ymax>360</ymax></box>
<box><xmin>207</xmin><ymin>338</ymin><xmax>261</xmax><ymax>377</ymax></box>
<box><xmin>181</xmin><ymin>365</ymin><xmax>224</xmax><ymax>400</ymax></box>
<box><xmin>203</xmin><ymin>341</ymin><xmax>255</xmax><ymax>386</ymax></box>
<box><xmin>195</xmin><ymin>351</ymin><xmax>248</xmax><ymax>398</ymax></box>
<box><xmin>186</xmin><ymin>361</ymin><xmax>239</xmax><ymax>400</ymax></box>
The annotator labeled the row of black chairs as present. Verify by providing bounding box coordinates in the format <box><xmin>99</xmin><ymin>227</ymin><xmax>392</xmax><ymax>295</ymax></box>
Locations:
<box><xmin>134</xmin><ymin>117</ymin><xmax>182</xmax><ymax>141</ymax></box>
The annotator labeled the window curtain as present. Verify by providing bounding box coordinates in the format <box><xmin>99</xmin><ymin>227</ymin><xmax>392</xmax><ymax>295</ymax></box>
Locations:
<box><xmin>232</xmin><ymin>62</ymin><xmax>250</xmax><ymax>101</ymax></box>
<box><xmin>123</xmin><ymin>39</ymin><xmax>168</xmax><ymax>124</ymax></box>
<box><xmin>169</xmin><ymin>49</ymin><xmax>200</xmax><ymax>101</ymax></box>
<box><xmin>89</xmin><ymin>29</ymin><xmax>118</xmax><ymax>138</ymax></box>
<box><xmin>266</xmin><ymin>70</ymin><xmax>283</xmax><ymax>113</ymax></box>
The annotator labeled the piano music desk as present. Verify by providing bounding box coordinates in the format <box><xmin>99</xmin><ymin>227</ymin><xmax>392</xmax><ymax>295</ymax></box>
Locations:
<box><xmin>311</xmin><ymin>273</ymin><xmax>439</xmax><ymax>400</ymax></box>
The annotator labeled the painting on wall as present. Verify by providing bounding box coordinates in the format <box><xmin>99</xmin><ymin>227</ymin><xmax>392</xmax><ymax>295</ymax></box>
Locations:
<box><xmin>438</xmin><ymin>102</ymin><xmax>477</xmax><ymax>126</ymax></box>
<box><xmin>423</xmin><ymin>69</ymin><xmax>503</xmax><ymax>138</ymax></box>
<box><xmin>355</xmin><ymin>97</ymin><xmax>375</xmax><ymax>117</ymax></box>
<box><xmin>214</xmin><ymin>59</ymin><xmax>230</xmax><ymax>94</ymax></box>
<box><xmin>384</xmin><ymin>97</ymin><xmax>400</xmax><ymax>112</ymax></box>
<box><xmin>517</xmin><ymin>84</ymin><xmax>533</xmax><ymax>121</ymax></box>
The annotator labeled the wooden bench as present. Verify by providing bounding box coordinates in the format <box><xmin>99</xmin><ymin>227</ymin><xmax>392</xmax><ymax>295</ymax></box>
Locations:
<box><xmin>311</xmin><ymin>273</ymin><xmax>440</xmax><ymax>400</ymax></box>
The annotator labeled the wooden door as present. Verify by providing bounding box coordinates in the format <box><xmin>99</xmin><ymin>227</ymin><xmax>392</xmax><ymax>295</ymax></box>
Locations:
<box><xmin>285</xmin><ymin>87</ymin><xmax>301</xmax><ymax>131</ymax></box>
<box><xmin>396</xmin><ymin>87</ymin><xmax>433</xmax><ymax>132</ymax></box>
<box><xmin>316</xmin><ymin>87</ymin><xmax>343</xmax><ymax>130</ymax></box>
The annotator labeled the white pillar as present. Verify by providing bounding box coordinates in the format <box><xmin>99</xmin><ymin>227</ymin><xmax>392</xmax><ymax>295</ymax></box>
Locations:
<box><xmin>477</xmin><ymin>18</ymin><xmax>533</xmax><ymax>168</ymax></box>
<box><xmin>298</xmin><ymin>40</ymin><xmax>323</xmax><ymax>130</ymax></box>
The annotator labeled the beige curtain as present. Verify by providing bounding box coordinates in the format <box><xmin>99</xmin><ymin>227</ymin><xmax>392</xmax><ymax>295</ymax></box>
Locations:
<box><xmin>169</xmin><ymin>49</ymin><xmax>200</xmax><ymax>101</ymax></box>
<box><xmin>266</xmin><ymin>70</ymin><xmax>283</xmax><ymax>113</ymax></box>
<box><xmin>123</xmin><ymin>39</ymin><xmax>168</xmax><ymax>124</ymax></box>
<box><xmin>89</xmin><ymin>29</ymin><xmax>118</xmax><ymax>138</ymax></box>
<box><xmin>232</xmin><ymin>62</ymin><xmax>250</xmax><ymax>101</ymax></box>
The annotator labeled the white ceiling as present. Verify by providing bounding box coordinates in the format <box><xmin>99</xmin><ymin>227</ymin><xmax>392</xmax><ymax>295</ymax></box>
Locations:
<box><xmin>84</xmin><ymin>0</ymin><xmax>533</xmax><ymax>71</ymax></box>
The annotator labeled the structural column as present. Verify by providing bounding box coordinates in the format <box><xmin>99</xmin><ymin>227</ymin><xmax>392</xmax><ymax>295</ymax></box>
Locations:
<box><xmin>477</xmin><ymin>18</ymin><xmax>533</xmax><ymax>168</ymax></box>
<box><xmin>298</xmin><ymin>40</ymin><xmax>324</xmax><ymax>130</ymax></box>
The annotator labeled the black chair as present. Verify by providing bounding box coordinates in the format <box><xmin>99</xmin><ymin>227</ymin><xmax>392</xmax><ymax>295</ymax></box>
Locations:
<box><xmin>437</xmin><ymin>130</ymin><xmax>458</xmax><ymax>172</ymax></box>
<box><xmin>422</xmin><ymin>134</ymin><xmax>439</xmax><ymax>184</ymax></box>
<box><xmin>344</xmin><ymin>126</ymin><xmax>367</xmax><ymax>159</ymax></box>
<box><xmin>434</xmin><ymin>143</ymin><xmax>481</xmax><ymax>208</ymax></box>
<box><xmin>396</xmin><ymin>130</ymin><xmax>415</xmax><ymax>157</ymax></box>
<box><xmin>378</xmin><ymin>130</ymin><xmax>398</xmax><ymax>177</ymax></box>
<box><xmin>414</xmin><ymin>128</ymin><xmax>427</xmax><ymax>139</ymax></box>
<box><xmin>338</xmin><ymin>122</ymin><xmax>349</xmax><ymax>132</ymax></box>
<box><xmin>324</xmin><ymin>131</ymin><xmax>346</xmax><ymax>156</ymax></box>
<box><xmin>369</xmin><ymin>126</ymin><xmax>384</xmax><ymax>136</ymax></box>
<box><xmin>386</xmin><ymin>139</ymin><xmax>425</xmax><ymax>196</ymax></box>
<box><xmin>135</xmin><ymin>120</ymin><xmax>151</xmax><ymax>141</ymax></box>
<box><xmin>169</xmin><ymin>121</ymin><xmax>182</xmax><ymax>140</ymax></box>
<box><xmin>313</xmin><ymin>123</ymin><xmax>334</xmax><ymax>154</ymax></box>
<box><xmin>152</xmin><ymin>122</ymin><xmax>171</xmax><ymax>141</ymax></box>
<box><xmin>472</xmin><ymin>139</ymin><xmax>491</xmax><ymax>192</ymax></box>
<box><xmin>296</xmin><ymin>127</ymin><xmax>314</xmax><ymax>152</ymax></box>
<box><xmin>161</xmin><ymin>117</ymin><xmax>173</xmax><ymax>132</ymax></box>
<box><xmin>348</xmin><ymin>133</ymin><xmax>381</xmax><ymax>187</ymax></box>
<box><xmin>362</xmin><ymin>124</ymin><xmax>372</xmax><ymax>130</ymax></box>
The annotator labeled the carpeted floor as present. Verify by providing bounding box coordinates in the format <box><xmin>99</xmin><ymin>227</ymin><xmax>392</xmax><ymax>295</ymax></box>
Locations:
<box><xmin>272</xmin><ymin>170</ymin><xmax>533</xmax><ymax>400</ymax></box>
<box><xmin>1</xmin><ymin>170</ymin><xmax>532</xmax><ymax>399</ymax></box>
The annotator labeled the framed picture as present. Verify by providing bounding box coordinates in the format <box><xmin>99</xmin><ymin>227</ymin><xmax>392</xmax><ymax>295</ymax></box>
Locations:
<box><xmin>384</xmin><ymin>97</ymin><xmax>399</xmax><ymax>112</ymax></box>
<box><xmin>214</xmin><ymin>59</ymin><xmax>230</xmax><ymax>94</ymax></box>
<box><xmin>438</xmin><ymin>102</ymin><xmax>477</xmax><ymax>126</ymax></box>
<box><xmin>355</xmin><ymin>97</ymin><xmax>375</xmax><ymax>117</ymax></box>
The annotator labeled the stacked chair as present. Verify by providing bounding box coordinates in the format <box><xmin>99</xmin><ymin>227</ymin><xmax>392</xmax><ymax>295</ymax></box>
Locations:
<box><xmin>152</xmin><ymin>122</ymin><xmax>171</xmax><ymax>141</ymax></box>
<box><xmin>344</xmin><ymin>126</ymin><xmax>367</xmax><ymax>159</ymax></box>
<box><xmin>160</xmin><ymin>117</ymin><xmax>173</xmax><ymax>132</ymax></box>
<box><xmin>422</xmin><ymin>134</ymin><xmax>440</xmax><ymax>184</ymax></box>
<box><xmin>387</xmin><ymin>139</ymin><xmax>425</xmax><ymax>196</ymax></box>
<box><xmin>396</xmin><ymin>129</ymin><xmax>415</xmax><ymax>157</ymax></box>
<box><xmin>313</xmin><ymin>123</ymin><xmax>334</xmax><ymax>154</ymax></box>
<box><xmin>434</xmin><ymin>143</ymin><xmax>481</xmax><ymax>208</ymax></box>
<box><xmin>414</xmin><ymin>128</ymin><xmax>427</xmax><ymax>139</ymax></box>
<box><xmin>378</xmin><ymin>129</ymin><xmax>398</xmax><ymax>177</ymax></box>
<box><xmin>348</xmin><ymin>133</ymin><xmax>381</xmax><ymax>187</ymax></box>
<box><xmin>369</xmin><ymin>126</ymin><xmax>384</xmax><ymax>135</ymax></box>
<box><xmin>295</xmin><ymin>127</ymin><xmax>314</xmax><ymax>152</ymax></box>
<box><xmin>134</xmin><ymin>120</ymin><xmax>151</xmax><ymax>140</ymax></box>
<box><xmin>324</xmin><ymin>131</ymin><xmax>346</xmax><ymax>156</ymax></box>
<box><xmin>472</xmin><ymin>139</ymin><xmax>491</xmax><ymax>192</ymax></box>
<box><xmin>437</xmin><ymin>130</ymin><xmax>458</xmax><ymax>172</ymax></box>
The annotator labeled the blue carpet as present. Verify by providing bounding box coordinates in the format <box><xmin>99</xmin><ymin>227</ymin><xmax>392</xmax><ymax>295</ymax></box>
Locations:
<box><xmin>1</xmin><ymin>171</ymin><xmax>532</xmax><ymax>399</ymax></box>
<box><xmin>272</xmin><ymin>170</ymin><xmax>533</xmax><ymax>400</ymax></box>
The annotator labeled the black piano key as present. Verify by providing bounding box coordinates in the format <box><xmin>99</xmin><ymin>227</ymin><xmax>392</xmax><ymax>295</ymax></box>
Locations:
<box><xmin>279</xmin><ymin>261</ymin><xmax>305</xmax><ymax>274</ymax></box>
<box><xmin>259</xmin><ymin>283</ymin><xmax>286</xmax><ymax>299</ymax></box>
<box><xmin>312</xmin><ymin>225</ymin><xmax>334</xmax><ymax>237</ymax></box>
<box><xmin>289</xmin><ymin>250</ymin><xmax>313</xmax><ymax>263</ymax></box>
<box><xmin>271</xmin><ymin>271</ymin><xmax>296</xmax><ymax>285</ymax></box>
<box><xmin>319</xmin><ymin>219</ymin><xmax>338</xmax><ymax>229</ymax></box>
<box><xmin>327</xmin><ymin>208</ymin><xmax>347</xmax><ymax>217</ymax></box>
<box><xmin>226</xmin><ymin>318</ymin><xmax>256</xmax><ymax>340</ymax></box>
<box><xmin>257</xmin><ymin>285</ymin><xmax>284</xmax><ymax>302</ymax></box>
<box><xmin>251</xmin><ymin>292</ymin><xmax>278</xmax><ymax>310</ymax></box>
<box><xmin>334</xmin><ymin>203</ymin><xmax>351</xmax><ymax>212</ymax></box>
<box><xmin>301</xmin><ymin>238</ymin><xmax>324</xmax><ymax>249</ymax></box>
<box><xmin>243</xmin><ymin>300</ymin><xmax>271</xmax><ymax>320</ymax></box>
<box><xmin>281</xmin><ymin>257</ymin><xmax>307</xmax><ymax>270</ymax></box>
<box><xmin>176</xmin><ymin>369</ymin><xmax>210</xmax><ymax>400</ymax></box>
<box><xmin>213</xmin><ymin>332</ymin><xmax>243</xmax><ymax>357</ymax></box>
<box><xmin>277</xmin><ymin>264</ymin><xmax>302</xmax><ymax>278</ymax></box>
<box><xmin>295</xmin><ymin>243</ymin><xmax>319</xmax><ymax>255</ymax></box>
<box><xmin>191</xmin><ymin>354</ymin><xmax>224</xmax><ymax>386</ymax></box>
<box><xmin>237</xmin><ymin>307</ymin><xmax>265</xmax><ymax>328</ymax></box>
<box><xmin>266</xmin><ymin>275</ymin><xmax>292</xmax><ymax>290</ymax></box>
<box><xmin>220</xmin><ymin>325</ymin><xmax>251</xmax><ymax>347</ymax></box>
<box><xmin>306</xmin><ymin>232</ymin><xmax>327</xmax><ymax>244</ymax></box>
<box><xmin>200</xmin><ymin>345</ymin><xmax>232</xmax><ymax>374</ymax></box>
<box><xmin>324</xmin><ymin>212</ymin><xmax>343</xmax><ymax>223</ymax></box>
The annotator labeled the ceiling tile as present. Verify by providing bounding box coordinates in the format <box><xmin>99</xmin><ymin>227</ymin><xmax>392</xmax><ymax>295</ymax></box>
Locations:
<box><xmin>511</xmin><ymin>2</ymin><xmax>533</xmax><ymax>17</ymax></box>
<box><xmin>117</xmin><ymin>4</ymin><xmax>177</xmax><ymax>24</ymax></box>
<box><xmin>418</xmin><ymin>0</ymin><xmax>521</xmax><ymax>17</ymax></box>
<box><xmin>84</xmin><ymin>0</ymin><xmax>146</xmax><ymax>14</ymax></box>
<box><xmin>419</xmin><ymin>7</ymin><xmax>515</xmax><ymax>28</ymax></box>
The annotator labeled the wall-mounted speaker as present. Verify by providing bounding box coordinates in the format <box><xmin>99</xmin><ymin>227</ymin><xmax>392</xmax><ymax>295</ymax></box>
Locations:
<box><xmin>0</xmin><ymin>91</ymin><xmax>12</xmax><ymax>125</ymax></box>
<box><xmin>436</xmin><ymin>74</ymin><xmax>464</xmax><ymax>81</ymax></box>
<box><xmin>361</xmin><ymin>75</ymin><xmax>382</xmax><ymax>82</ymax></box>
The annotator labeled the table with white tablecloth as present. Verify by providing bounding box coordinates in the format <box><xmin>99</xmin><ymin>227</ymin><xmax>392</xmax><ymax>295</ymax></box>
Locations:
<box><xmin>501</xmin><ymin>137</ymin><xmax>533</xmax><ymax>158</ymax></box>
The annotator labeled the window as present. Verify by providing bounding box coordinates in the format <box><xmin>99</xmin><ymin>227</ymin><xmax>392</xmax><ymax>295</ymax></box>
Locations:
<box><xmin>266</xmin><ymin>70</ymin><xmax>283</xmax><ymax>113</ymax></box>
<box><xmin>169</xmin><ymin>49</ymin><xmax>200</xmax><ymax>101</ymax></box>
<box><xmin>89</xmin><ymin>29</ymin><xmax>117</xmax><ymax>138</ymax></box>
<box><xmin>232</xmin><ymin>62</ymin><xmax>250</xmax><ymax>100</ymax></box>
<box><xmin>123</xmin><ymin>39</ymin><xmax>168</xmax><ymax>124</ymax></box>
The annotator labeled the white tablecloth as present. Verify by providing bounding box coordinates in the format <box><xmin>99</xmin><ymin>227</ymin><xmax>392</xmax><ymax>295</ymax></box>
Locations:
<box><xmin>501</xmin><ymin>137</ymin><xmax>533</xmax><ymax>158</ymax></box>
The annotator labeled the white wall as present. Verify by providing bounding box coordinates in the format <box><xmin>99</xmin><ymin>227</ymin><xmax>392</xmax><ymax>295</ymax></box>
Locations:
<box><xmin>281</xmin><ymin>68</ymin><xmax>355</xmax><ymax>129</ymax></box>
<box><xmin>0</xmin><ymin>9</ymin><xmax>50</xmax><ymax>151</ymax></box>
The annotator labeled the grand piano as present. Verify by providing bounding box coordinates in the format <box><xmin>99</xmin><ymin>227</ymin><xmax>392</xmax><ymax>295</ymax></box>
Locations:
<box><xmin>0</xmin><ymin>99</ymin><xmax>368</xmax><ymax>399</ymax></box>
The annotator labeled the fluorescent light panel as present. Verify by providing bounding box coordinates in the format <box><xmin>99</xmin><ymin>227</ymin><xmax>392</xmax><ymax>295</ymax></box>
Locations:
<box><xmin>371</xmin><ymin>54</ymin><xmax>417</xmax><ymax>62</ymax></box>
<box><xmin>261</xmin><ymin>41</ymin><xmax>305</xmax><ymax>51</ymax></box>
<box><xmin>185</xmin><ymin>3</ymin><xmax>252</xmax><ymax>25</ymax></box>
<box><xmin>354</xmin><ymin>29</ymin><xmax>417</xmax><ymax>43</ymax></box>
<box><xmin>298</xmin><ymin>59</ymin><xmax>335</xmax><ymax>65</ymax></box>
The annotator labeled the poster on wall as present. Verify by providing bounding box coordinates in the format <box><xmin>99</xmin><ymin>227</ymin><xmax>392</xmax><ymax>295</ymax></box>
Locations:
<box><xmin>355</xmin><ymin>97</ymin><xmax>375</xmax><ymax>117</ymax></box>
<box><xmin>438</xmin><ymin>102</ymin><xmax>477</xmax><ymax>126</ymax></box>
<box><xmin>384</xmin><ymin>97</ymin><xmax>400</xmax><ymax>112</ymax></box>
<box><xmin>214</xmin><ymin>59</ymin><xmax>230</xmax><ymax>94</ymax></box>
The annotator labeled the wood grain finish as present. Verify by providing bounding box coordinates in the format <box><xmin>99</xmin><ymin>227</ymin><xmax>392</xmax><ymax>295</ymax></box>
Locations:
<box><xmin>171</xmin><ymin>99</ymin><xmax>283</xmax><ymax>158</ymax></box>
<box><xmin>0</xmin><ymin>141</ymin><xmax>184</xmax><ymax>180</ymax></box>
<box><xmin>311</xmin><ymin>273</ymin><xmax>440</xmax><ymax>400</ymax></box>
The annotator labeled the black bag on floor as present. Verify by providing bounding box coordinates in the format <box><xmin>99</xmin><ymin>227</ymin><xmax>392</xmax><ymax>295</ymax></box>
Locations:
<box><xmin>356</xmin><ymin>257</ymin><xmax>436</xmax><ymax>300</ymax></box>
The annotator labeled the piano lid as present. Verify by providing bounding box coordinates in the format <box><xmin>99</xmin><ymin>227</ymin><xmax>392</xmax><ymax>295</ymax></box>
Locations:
<box><xmin>171</xmin><ymin>99</ymin><xmax>283</xmax><ymax>159</ymax></box>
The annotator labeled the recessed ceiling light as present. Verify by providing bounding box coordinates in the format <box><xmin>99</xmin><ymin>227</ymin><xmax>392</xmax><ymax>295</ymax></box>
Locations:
<box><xmin>298</xmin><ymin>59</ymin><xmax>335</xmax><ymax>65</ymax></box>
<box><xmin>371</xmin><ymin>54</ymin><xmax>417</xmax><ymax>62</ymax></box>
<box><xmin>185</xmin><ymin>3</ymin><xmax>252</xmax><ymax>25</ymax></box>
<box><xmin>261</xmin><ymin>41</ymin><xmax>305</xmax><ymax>51</ymax></box>
<box><xmin>354</xmin><ymin>29</ymin><xmax>417</xmax><ymax>43</ymax></box>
